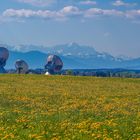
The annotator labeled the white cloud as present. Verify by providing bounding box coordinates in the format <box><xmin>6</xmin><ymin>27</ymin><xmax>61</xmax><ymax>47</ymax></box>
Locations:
<box><xmin>79</xmin><ymin>0</ymin><xmax>97</xmax><ymax>5</ymax></box>
<box><xmin>3</xmin><ymin>9</ymin><xmax>58</xmax><ymax>19</ymax></box>
<box><xmin>3</xmin><ymin>7</ymin><xmax>124</xmax><ymax>20</ymax></box>
<box><xmin>2</xmin><ymin>7</ymin><xmax>80</xmax><ymax>22</ymax></box>
<box><xmin>2</xmin><ymin>6</ymin><xmax>82</xmax><ymax>21</ymax></box>
<box><xmin>84</xmin><ymin>8</ymin><xmax>103</xmax><ymax>17</ymax></box>
<box><xmin>17</xmin><ymin>0</ymin><xmax>55</xmax><ymax>7</ymax></box>
<box><xmin>126</xmin><ymin>10</ymin><xmax>140</xmax><ymax>19</ymax></box>
<box><xmin>84</xmin><ymin>8</ymin><xmax>124</xmax><ymax>18</ymax></box>
<box><xmin>2</xmin><ymin>6</ymin><xmax>140</xmax><ymax>21</ymax></box>
<box><xmin>59</xmin><ymin>6</ymin><xmax>82</xmax><ymax>16</ymax></box>
<box><xmin>113</xmin><ymin>0</ymin><xmax>137</xmax><ymax>7</ymax></box>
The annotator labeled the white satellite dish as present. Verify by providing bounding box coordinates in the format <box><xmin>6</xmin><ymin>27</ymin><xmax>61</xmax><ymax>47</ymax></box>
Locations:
<box><xmin>0</xmin><ymin>47</ymin><xmax>9</xmax><ymax>73</ymax></box>
<box><xmin>15</xmin><ymin>59</ymin><xmax>28</xmax><ymax>74</ymax></box>
<box><xmin>45</xmin><ymin>55</ymin><xmax>63</xmax><ymax>74</ymax></box>
<box><xmin>45</xmin><ymin>71</ymin><xmax>51</xmax><ymax>75</ymax></box>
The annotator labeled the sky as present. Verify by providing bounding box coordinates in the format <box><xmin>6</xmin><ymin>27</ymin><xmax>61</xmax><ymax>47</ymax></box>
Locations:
<box><xmin>0</xmin><ymin>0</ymin><xmax>140</xmax><ymax>58</ymax></box>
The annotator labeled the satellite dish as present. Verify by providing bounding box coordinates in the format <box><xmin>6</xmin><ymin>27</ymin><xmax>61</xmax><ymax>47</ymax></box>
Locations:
<box><xmin>45</xmin><ymin>71</ymin><xmax>51</xmax><ymax>75</ymax></box>
<box><xmin>15</xmin><ymin>59</ymin><xmax>28</xmax><ymax>74</ymax></box>
<box><xmin>45</xmin><ymin>55</ymin><xmax>63</xmax><ymax>74</ymax></box>
<box><xmin>0</xmin><ymin>47</ymin><xmax>9</xmax><ymax>73</ymax></box>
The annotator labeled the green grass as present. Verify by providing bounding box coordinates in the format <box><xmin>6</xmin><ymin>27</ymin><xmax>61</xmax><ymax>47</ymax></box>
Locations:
<box><xmin>0</xmin><ymin>74</ymin><xmax>139</xmax><ymax>140</ymax></box>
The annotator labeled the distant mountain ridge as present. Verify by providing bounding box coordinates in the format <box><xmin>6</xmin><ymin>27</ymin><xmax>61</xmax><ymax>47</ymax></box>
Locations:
<box><xmin>1</xmin><ymin>43</ymin><xmax>140</xmax><ymax>69</ymax></box>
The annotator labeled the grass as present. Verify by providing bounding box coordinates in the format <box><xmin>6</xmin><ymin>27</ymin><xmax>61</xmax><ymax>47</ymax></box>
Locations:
<box><xmin>0</xmin><ymin>74</ymin><xmax>139</xmax><ymax>140</ymax></box>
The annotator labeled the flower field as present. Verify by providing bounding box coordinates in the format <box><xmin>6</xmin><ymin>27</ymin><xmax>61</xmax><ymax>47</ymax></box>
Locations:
<box><xmin>0</xmin><ymin>75</ymin><xmax>139</xmax><ymax>140</ymax></box>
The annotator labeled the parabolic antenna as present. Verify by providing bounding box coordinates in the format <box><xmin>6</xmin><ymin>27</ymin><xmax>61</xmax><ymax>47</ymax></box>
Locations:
<box><xmin>45</xmin><ymin>55</ymin><xmax>63</xmax><ymax>74</ymax></box>
<box><xmin>15</xmin><ymin>59</ymin><xmax>28</xmax><ymax>74</ymax></box>
<box><xmin>0</xmin><ymin>47</ymin><xmax>9</xmax><ymax>73</ymax></box>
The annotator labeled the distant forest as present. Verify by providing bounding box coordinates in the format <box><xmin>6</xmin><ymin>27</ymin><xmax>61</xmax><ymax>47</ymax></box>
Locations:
<box><xmin>63</xmin><ymin>69</ymin><xmax>140</xmax><ymax>78</ymax></box>
<box><xmin>7</xmin><ymin>68</ymin><xmax>140</xmax><ymax>78</ymax></box>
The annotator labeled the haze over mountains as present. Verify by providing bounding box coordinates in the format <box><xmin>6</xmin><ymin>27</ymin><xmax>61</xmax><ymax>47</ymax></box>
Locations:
<box><xmin>2</xmin><ymin>43</ymin><xmax>140</xmax><ymax>69</ymax></box>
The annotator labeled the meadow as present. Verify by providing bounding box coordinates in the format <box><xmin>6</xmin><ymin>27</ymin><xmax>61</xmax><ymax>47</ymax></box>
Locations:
<box><xmin>0</xmin><ymin>75</ymin><xmax>139</xmax><ymax>140</ymax></box>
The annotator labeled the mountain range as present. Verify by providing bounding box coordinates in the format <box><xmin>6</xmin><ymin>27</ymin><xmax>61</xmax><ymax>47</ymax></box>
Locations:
<box><xmin>2</xmin><ymin>43</ymin><xmax>140</xmax><ymax>69</ymax></box>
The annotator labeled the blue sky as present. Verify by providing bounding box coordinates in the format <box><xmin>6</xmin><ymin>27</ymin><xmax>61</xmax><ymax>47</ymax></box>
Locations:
<box><xmin>0</xmin><ymin>0</ymin><xmax>140</xmax><ymax>57</ymax></box>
